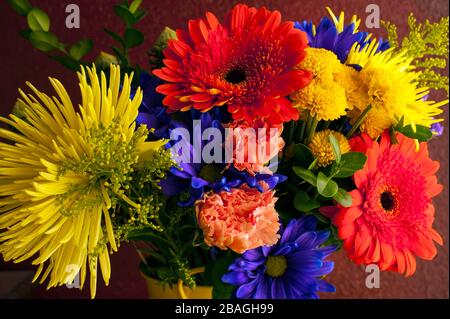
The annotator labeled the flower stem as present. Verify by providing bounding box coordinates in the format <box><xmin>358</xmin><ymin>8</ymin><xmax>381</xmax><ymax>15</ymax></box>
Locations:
<box><xmin>298</xmin><ymin>119</ymin><xmax>307</xmax><ymax>142</ymax></box>
<box><xmin>305</xmin><ymin>116</ymin><xmax>319</xmax><ymax>144</ymax></box>
<box><xmin>286</xmin><ymin>120</ymin><xmax>295</xmax><ymax>145</ymax></box>
<box><xmin>346</xmin><ymin>104</ymin><xmax>373</xmax><ymax>138</ymax></box>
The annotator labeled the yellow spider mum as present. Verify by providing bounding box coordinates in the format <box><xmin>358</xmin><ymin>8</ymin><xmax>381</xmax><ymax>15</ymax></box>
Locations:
<box><xmin>326</xmin><ymin>6</ymin><xmax>362</xmax><ymax>34</ymax></box>
<box><xmin>292</xmin><ymin>48</ymin><xmax>351</xmax><ymax>121</ymax></box>
<box><xmin>345</xmin><ymin>40</ymin><xmax>448</xmax><ymax>138</ymax></box>
<box><xmin>309</xmin><ymin>130</ymin><xmax>350</xmax><ymax>167</ymax></box>
<box><xmin>0</xmin><ymin>64</ymin><xmax>167</xmax><ymax>298</ymax></box>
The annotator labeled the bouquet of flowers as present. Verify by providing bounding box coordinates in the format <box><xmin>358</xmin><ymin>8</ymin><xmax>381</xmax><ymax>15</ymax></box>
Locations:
<box><xmin>1</xmin><ymin>1</ymin><xmax>448</xmax><ymax>299</ymax></box>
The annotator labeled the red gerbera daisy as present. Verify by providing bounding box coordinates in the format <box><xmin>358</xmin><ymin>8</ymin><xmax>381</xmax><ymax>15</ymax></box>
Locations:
<box><xmin>333</xmin><ymin>131</ymin><xmax>443</xmax><ymax>276</ymax></box>
<box><xmin>153</xmin><ymin>4</ymin><xmax>311</xmax><ymax>125</ymax></box>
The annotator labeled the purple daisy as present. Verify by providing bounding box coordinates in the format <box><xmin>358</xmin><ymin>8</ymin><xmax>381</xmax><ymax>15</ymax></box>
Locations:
<box><xmin>222</xmin><ymin>216</ymin><xmax>337</xmax><ymax>299</ymax></box>
<box><xmin>295</xmin><ymin>16</ymin><xmax>389</xmax><ymax>63</ymax></box>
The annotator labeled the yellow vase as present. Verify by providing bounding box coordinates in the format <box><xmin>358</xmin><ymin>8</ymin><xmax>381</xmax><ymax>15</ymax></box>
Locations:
<box><xmin>143</xmin><ymin>267</ymin><xmax>213</xmax><ymax>299</ymax></box>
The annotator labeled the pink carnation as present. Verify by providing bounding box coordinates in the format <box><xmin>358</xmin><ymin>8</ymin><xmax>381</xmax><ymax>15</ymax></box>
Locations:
<box><xmin>195</xmin><ymin>183</ymin><xmax>280</xmax><ymax>253</ymax></box>
<box><xmin>225</xmin><ymin>119</ymin><xmax>285</xmax><ymax>175</ymax></box>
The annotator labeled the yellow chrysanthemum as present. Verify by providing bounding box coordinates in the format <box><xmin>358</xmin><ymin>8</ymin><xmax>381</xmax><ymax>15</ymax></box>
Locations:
<box><xmin>0</xmin><ymin>64</ymin><xmax>167</xmax><ymax>298</ymax></box>
<box><xmin>334</xmin><ymin>65</ymin><xmax>366</xmax><ymax>110</ymax></box>
<box><xmin>309</xmin><ymin>130</ymin><xmax>350</xmax><ymax>167</ymax></box>
<box><xmin>292</xmin><ymin>48</ymin><xmax>350</xmax><ymax>121</ymax></box>
<box><xmin>345</xmin><ymin>40</ymin><xmax>448</xmax><ymax>138</ymax></box>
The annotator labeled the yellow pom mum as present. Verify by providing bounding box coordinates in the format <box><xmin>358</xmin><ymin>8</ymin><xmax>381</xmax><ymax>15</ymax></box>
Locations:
<box><xmin>345</xmin><ymin>40</ymin><xmax>448</xmax><ymax>137</ymax></box>
<box><xmin>308</xmin><ymin>130</ymin><xmax>350</xmax><ymax>167</ymax></box>
<box><xmin>292</xmin><ymin>48</ymin><xmax>350</xmax><ymax>121</ymax></box>
<box><xmin>296</xmin><ymin>47</ymin><xmax>342</xmax><ymax>81</ymax></box>
<box><xmin>0</xmin><ymin>64</ymin><xmax>166</xmax><ymax>298</ymax></box>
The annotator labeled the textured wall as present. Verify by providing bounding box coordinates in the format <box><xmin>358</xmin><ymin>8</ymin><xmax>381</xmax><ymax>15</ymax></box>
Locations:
<box><xmin>0</xmin><ymin>0</ymin><xmax>448</xmax><ymax>298</ymax></box>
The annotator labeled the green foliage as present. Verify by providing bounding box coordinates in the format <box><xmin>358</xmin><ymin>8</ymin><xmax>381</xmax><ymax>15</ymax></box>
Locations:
<box><xmin>27</xmin><ymin>8</ymin><xmax>50</xmax><ymax>31</ymax></box>
<box><xmin>148</xmin><ymin>26</ymin><xmax>178</xmax><ymax>70</ymax></box>
<box><xmin>292</xmin><ymin>166</ymin><xmax>317</xmax><ymax>186</ymax></box>
<box><xmin>8</xmin><ymin>1</ymin><xmax>93</xmax><ymax>70</ymax></box>
<box><xmin>293</xmin><ymin>190</ymin><xmax>320</xmax><ymax>212</ymax></box>
<box><xmin>292</xmin><ymin>143</ymin><xmax>314</xmax><ymax>167</ymax></box>
<box><xmin>103</xmin><ymin>1</ymin><xmax>147</xmax><ymax>70</ymax></box>
<box><xmin>331</xmin><ymin>152</ymin><xmax>367</xmax><ymax>178</ymax></box>
<box><xmin>316</xmin><ymin>172</ymin><xmax>338</xmax><ymax>198</ymax></box>
<box><xmin>382</xmin><ymin>14</ymin><xmax>449</xmax><ymax>96</ymax></box>
<box><xmin>114</xmin><ymin>0</ymin><xmax>147</xmax><ymax>27</ymax></box>
<box><xmin>28</xmin><ymin>31</ymin><xmax>61</xmax><ymax>52</ymax></box>
<box><xmin>69</xmin><ymin>39</ymin><xmax>93</xmax><ymax>60</ymax></box>
<box><xmin>205</xmin><ymin>253</ymin><xmax>235</xmax><ymax>299</ymax></box>
<box><xmin>395</xmin><ymin>116</ymin><xmax>433</xmax><ymax>141</ymax></box>
<box><xmin>8</xmin><ymin>0</ymin><xmax>32</xmax><ymax>16</ymax></box>
<box><xmin>328</xmin><ymin>134</ymin><xmax>341</xmax><ymax>164</ymax></box>
<box><xmin>333</xmin><ymin>188</ymin><xmax>352</xmax><ymax>207</ymax></box>
<box><xmin>124</xmin><ymin>28</ymin><xmax>144</xmax><ymax>48</ymax></box>
<box><xmin>9</xmin><ymin>0</ymin><xmax>148</xmax><ymax>72</ymax></box>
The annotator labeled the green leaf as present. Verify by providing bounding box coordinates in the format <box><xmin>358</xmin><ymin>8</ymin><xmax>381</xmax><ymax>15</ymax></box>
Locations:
<box><xmin>293</xmin><ymin>143</ymin><xmax>314</xmax><ymax>167</ymax></box>
<box><xmin>28</xmin><ymin>31</ymin><xmax>59</xmax><ymax>52</ymax></box>
<box><xmin>209</xmin><ymin>254</ymin><xmax>234</xmax><ymax>299</ymax></box>
<box><xmin>111</xmin><ymin>46</ymin><xmax>127</xmax><ymax>65</ymax></box>
<box><xmin>124</xmin><ymin>28</ymin><xmax>144</xmax><ymax>48</ymax></box>
<box><xmin>95</xmin><ymin>51</ymin><xmax>119</xmax><ymax>69</ymax></box>
<box><xmin>129</xmin><ymin>0</ymin><xmax>143</xmax><ymax>14</ymax></box>
<box><xmin>104</xmin><ymin>28</ymin><xmax>125</xmax><ymax>46</ymax></box>
<box><xmin>151</xmin><ymin>26</ymin><xmax>177</xmax><ymax>55</ymax></box>
<box><xmin>317</xmin><ymin>172</ymin><xmax>338</xmax><ymax>197</ymax></box>
<box><xmin>292</xmin><ymin>166</ymin><xmax>317</xmax><ymax>186</ymax></box>
<box><xmin>27</xmin><ymin>8</ymin><xmax>50</xmax><ymax>32</ymax></box>
<box><xmin>69</xmin><ymin>39</ymin><xmax>93</xmax><ymax>60</ymax></box>
<box><xmin>294</xmin><ymin>191</ymin><xmax>321</xmax><ymax>212</ymax></box>
<box><xmin>114</xmin><ymin>4</ymin><xmax>136</xmax><ymax>26</ymax></box>
<box><xmin>8</xmin><ymin>0</ymin><xmax>32</xmax><ymax>15</ymax></box>
<box><xmin>333</xmin><ymin>188</ymin><xmax>353</xmax><ymax>207</ymax></box>
<box><xmin>334</xmin><ymin>152</ymin><xmax>367</xmax><ymax>178</ymax></box>
<box><xmin>134</xmin><ymin>9</ymin><xmax>147</xmax><ymax>23</ymax></box>
<box><xmin>396</xmin><ymin>124</ymin><xmax>432</xmax><ymax>142</ymax></box>
<box><xmin>19</xmin><ymin>29</ymin><xmax>31</xmax><ymax>40</ymax></box>
<box><xmin>328</xmin><ymin>134</ymin><xmax>341</xmax><ymax>164</ymax></box>
<box><xmin>50</xmin><ymin>55</ymin><xmax>80</xmax><ymax>71</ymax></box>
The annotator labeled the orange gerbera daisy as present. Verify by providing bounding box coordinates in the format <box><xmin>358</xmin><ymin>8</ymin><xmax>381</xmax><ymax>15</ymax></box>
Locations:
<box><xmin>153</xmin><ymin>4</ymin><xmax>311</xmax><ymax>125</ymax></box>
<box><xmin>333</xmin><ymin>131</ymin><xmax>443</xmax><ymax>276</ymax></box>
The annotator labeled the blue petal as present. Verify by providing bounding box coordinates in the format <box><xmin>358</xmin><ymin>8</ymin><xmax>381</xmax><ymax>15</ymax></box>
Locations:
<box><xmin>304</xmin><ymin>261</ymin><xmax>334</xmax><ymax>277</ymax></box>
<box><xmin>191</xmin><ymin>177</ymin><xmax>209</xmax><ymax>189</ymax></box>
<box><xmin>236</xmin><ymin>277</ymin><xmax>260</xmax><ymax>299</ymax></box>
<box><xmin>158</xmin><ymin>176</ymin><xmax>186</xmax><ymax>196</ymax></box>
<box><xmin>222</xmin><ymin>271</ymin><xmax>250</xmax><ymax>285</ymax></box>
<box><xmin>253</xmin><ymin>276</ymin><xmax>270</xmax><ymax>299</ymax></box>
<box><xmin>316</xmin><ymin>279</ymin><xmax>336</xmax><ymax>293</ymax></box>
<box><xmin>270</xmin><ymin>278</ymin><xmax>287</xmax><ymax>299</ymax></box>
<box><xmin>243</xmin><ymin>248</ymin><xmax>265</xmax><ymax>261</ymax></box>
<box><xmin>317</xmin><ymin>244</ymin><xmax>338</xmax><ymax>257</ymax></box>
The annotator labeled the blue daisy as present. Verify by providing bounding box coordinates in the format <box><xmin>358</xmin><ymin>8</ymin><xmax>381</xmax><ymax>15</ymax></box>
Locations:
<box><xmin>222</xmin><ymin>216</ymin><xmax>337</xmax><ymax>299</ymax></box>
<box><xmin>295</xmin><ymin>16</ymin><xmax>389</xmax><ymax>63</ymax></box>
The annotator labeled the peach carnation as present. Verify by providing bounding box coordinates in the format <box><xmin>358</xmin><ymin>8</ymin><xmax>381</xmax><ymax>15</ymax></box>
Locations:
<box><xmin>225</xmin><ymin>119</ymin><xmax>285</xmax><ymax>175</ymax></box>
<box><xmin>195</xmin><ymin>183</ymin><xmax>280</xmax><ymax>253</ymax></box>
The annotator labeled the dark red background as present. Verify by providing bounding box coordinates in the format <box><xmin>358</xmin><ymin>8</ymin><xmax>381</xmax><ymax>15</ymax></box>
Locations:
<box><xmin>0</xmin><ymin>0</ymin><xmax>448</xmax><ymax>298</ymax></box>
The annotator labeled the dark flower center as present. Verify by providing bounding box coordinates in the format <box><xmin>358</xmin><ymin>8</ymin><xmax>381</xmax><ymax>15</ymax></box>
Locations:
<box><xmin>224</xmin><ymin>68</ymin><xmax>246</xmax><ymax>84</ymax></box>
<box><xmin>265</xmin><ymin>255</ymin><xmax>287</xmax><ymax>278</ymax></box>
<box><xmin>380</xmin><ymin>191</ymin><xmax>395</xmax><ymax>211</ymax></box>
<box><xmin>198</xmin><ymin>165</ymin><xmax>222</xmax><ymax>183</ymax></box>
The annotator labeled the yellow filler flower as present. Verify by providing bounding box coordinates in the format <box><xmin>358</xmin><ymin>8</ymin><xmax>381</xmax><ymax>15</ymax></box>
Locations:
<box><xmin>0</xmin><ymin>65</ymin><xmax>167</xmax><ymax>298</ymax></box>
